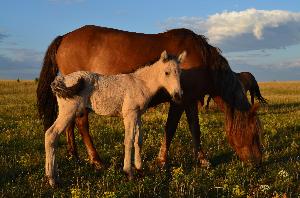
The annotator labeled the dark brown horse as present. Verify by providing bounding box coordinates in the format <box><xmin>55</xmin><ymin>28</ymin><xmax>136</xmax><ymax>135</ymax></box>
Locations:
<box><xmin>37</xmin><ymin>25</ymin><xmax>263</xmax><ymax>171</ymax></box>
<box><xmin>205</xmin><ymin>71</ymin><xmax>267</xmax><ymax>108</ymax></box>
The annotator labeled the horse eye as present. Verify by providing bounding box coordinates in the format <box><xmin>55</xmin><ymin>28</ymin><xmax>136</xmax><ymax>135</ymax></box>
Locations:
<box><xmin>165</xmin><ymin>71</ymin><xmax>170</xmax><ymax>76</ymax></box>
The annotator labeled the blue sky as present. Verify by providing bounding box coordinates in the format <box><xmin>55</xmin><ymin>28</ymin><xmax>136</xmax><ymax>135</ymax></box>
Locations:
<box><xmin>1</xmin><ymin>0</ymin><xmax>300</xmax><ymax>81</ymax></box>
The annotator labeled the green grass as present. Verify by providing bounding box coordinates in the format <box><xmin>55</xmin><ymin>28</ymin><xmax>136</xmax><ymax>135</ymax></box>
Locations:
<box><xmin>0</xmin><ymin>80</ymin><xmax>299</xmax><ymax>197</ymax></box>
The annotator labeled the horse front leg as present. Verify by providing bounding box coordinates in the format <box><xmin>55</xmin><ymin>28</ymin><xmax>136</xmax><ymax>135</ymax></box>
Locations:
<box><xmin>157</xmin><ymin>102</ymin><xmax>184</xmax><ymax>167</ymax></box>
<box><xmin>185</xmin><ymin>101</ymin><xmax>210</xmax><ymax>168</ymax></box>
<box><xmin>75</xmin><ymin>108</ymin><xmax>103</xmax><ymax>169</ymax></box>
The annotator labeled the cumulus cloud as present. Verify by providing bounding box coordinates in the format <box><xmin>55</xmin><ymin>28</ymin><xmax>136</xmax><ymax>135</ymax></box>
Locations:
<box><xmin>162</xmin><ymin>9</ymin><xmax>300</xmax><ymax>52</ymax></box>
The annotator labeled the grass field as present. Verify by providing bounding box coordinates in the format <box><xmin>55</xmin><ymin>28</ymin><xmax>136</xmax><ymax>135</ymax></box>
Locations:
<box><xmin>0</xmin><ymin>80</ymin><xmax>299</xmax><ymax>197</ymax></box>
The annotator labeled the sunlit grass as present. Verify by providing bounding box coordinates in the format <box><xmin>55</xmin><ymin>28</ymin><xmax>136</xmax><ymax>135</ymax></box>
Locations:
<box><xmin>0</xmin><ymin>80</ymin><xmax>299</xmax><ymax>197</ymax></box>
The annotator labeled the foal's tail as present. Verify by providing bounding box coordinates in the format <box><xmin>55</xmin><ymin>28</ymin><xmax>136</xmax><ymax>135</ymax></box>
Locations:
<box><xmin>36</xmin><ymin>36</ymin><xmax>63</xmax><ymax>130</ymax></box>
<box><xmin>51</xmin><ymin>76</ymin><xmax>85</xmax><ymax>99</ymax></box>
<box><xmin>252</xmin><ymin>81</ymin><xmax>268</xmax><ymax>104</ymax></box>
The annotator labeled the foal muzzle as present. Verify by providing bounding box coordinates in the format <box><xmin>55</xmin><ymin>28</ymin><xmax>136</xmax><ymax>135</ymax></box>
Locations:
<box><xmin>172</xmin><ymin>90</ymin><xmax>183</xmax><ymax>103</ymax></box>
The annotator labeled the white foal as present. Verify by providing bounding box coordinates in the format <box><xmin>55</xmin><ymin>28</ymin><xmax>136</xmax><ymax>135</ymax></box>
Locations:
<box><xmin>45</xmin><ymin>50</ymin><xmax>186</xmax><ymax>186</ymax></box>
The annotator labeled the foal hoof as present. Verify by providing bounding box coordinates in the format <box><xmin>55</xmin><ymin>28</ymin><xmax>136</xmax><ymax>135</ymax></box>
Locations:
<box><xmin>46</xmin><ymin>176</ymin><xmax>61</xmax><ymax>188</ymax></box>
<box><xmin>135</xmin><ymin>169</ymin><xmax>144</xmax><ymax>178</ymax></box>
<box><xmin>124</xmin><ymin>172</ymin><xmax>134</xmax><ymax>181</ymax></box>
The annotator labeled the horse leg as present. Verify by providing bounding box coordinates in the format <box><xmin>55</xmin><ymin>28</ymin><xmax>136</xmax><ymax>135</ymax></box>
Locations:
<box><xmin>45</xmin><ymin>113</ymin><xmax>75</xmax><ymax>187</ymax></box>
<box><xmin>206</xmin><ymin>95</ymin><xmax>212</xmax><ymax>110</ymax></box>
<box><xmin>185</xmin><ymin>101</ymin><xmax>210</xmax><ymax>168</ymax></box>
<box><xmin>157</xmin><ymin>102</ymin><xmax>184</xmax><ymax>167</ymax></box>
<box><xmin>134</xmin><ymin>115</ymin><xmax>143</xmax><ymax>172</ymax></box>
<box><xmin>65</xmin><ymin>120</ymin><xmax>78</xmax><ymax>159</ymax></box>
<box><xmin>123</xmin><ymin>112</ymin><xmax>138</xmax><ymax>180</ymax></box>
<box><xmin>75</xmin><ymin>108</ymin><xmax>103</xmax><ymax>169</ymax></box>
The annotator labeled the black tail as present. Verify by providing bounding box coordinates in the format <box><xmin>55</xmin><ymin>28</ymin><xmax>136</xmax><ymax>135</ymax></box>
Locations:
<box><xmin>51</xmin><ymin>76</ymin><xmax>85</xmax><ymax>99</ymax></box>
<box><xmin>36</xmin><ymin>36</ymin><xmax>63</xmax><ymax>130</ymax></box>
<box><xmin>253</xmin><ymin>81</ymin><xmax>267</xmax><ymax>104</ymax></box>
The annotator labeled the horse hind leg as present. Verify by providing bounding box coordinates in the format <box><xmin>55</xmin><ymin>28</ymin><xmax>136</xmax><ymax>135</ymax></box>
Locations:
<box><xmin>45</xmin><ymin>118</ymin><xmax>72</xmax><ymax>187</ymax></box>
<box><xmin>76</xmin><ymin>108</ymin><xmax>103</xmax><ymax>170</ymax></box>
<box><xmin>45</xmin><ymin>103</ymin><xmax>77</xmax><ymax>187</ymax></box>
<box><xmin>65</xmin><ymin>120</ymin><xmax>78</xmax><ymax>159</ymax></box>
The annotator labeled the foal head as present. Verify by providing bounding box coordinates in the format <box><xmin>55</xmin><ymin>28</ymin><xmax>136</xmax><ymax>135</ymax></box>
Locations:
<box><xmin>225</xmin><ymin>104</ymin><xmax>263</xmax><ymax>166</ymax></box>
<box><xmin>155</xmin><ymin>50</ymin><xmax>186</xmax><ymax>103</ymax></box>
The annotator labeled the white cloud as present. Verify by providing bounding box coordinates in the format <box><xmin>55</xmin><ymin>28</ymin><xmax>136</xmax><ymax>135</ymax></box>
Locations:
<box><xmin>162</xmin><ymin>9</ymin><xmax>300</xmax><ymax>52</ymax></box>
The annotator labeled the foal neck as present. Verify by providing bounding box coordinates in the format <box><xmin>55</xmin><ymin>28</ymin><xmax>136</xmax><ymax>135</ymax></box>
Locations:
<box><xmin>133</xmin><ymin>62</ymin><xmax>162</xmax><ymax>96</ymax></box>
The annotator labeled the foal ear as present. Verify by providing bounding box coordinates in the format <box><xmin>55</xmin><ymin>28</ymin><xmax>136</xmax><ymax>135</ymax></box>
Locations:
<box><xmin>178</xmin><ymin>51</ymin><xmax>187</xmax><ymax>63</ymax></box>
<box><xmin>160</xmin><ymin>50</ymin><xmax>168</xmax><ymax>61</ymax></box>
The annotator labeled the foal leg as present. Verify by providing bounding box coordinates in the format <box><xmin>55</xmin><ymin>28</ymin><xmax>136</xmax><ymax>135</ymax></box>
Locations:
<box><xmin>185</xmin><ymin>101</ymin><xmax>210</xmax><ymax>168</ymax></box>
<box><xmin>134</xmin><ymin>116</ymin><xmax>143</xmax><ymax>172</ymax></box>
<box><xmin>157</xmin><ymin>102</ymin><xmax>184</xmax><ymax>167</ymax></box>
<box><xmin>123</xmin><ymin>112</ymin><xmax>138</xmax><ymax>180</ymax></box>
<box><xmin>75</xmin><ymin>108</ymin><xmax>103</xmax><ymax>169</ymax></box>
<box><xmin>45</xmin><ymin>114</ymin><xmax>75</xmax><ymax>187</ymax></box>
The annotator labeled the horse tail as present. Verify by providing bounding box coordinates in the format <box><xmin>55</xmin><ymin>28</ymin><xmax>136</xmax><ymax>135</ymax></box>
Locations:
<box><xmin>51</xmin><ymin>76</ymin><xmax>85</xmax><ymax>99</ymax></box>
<box><xmin>209</xmin><ymin>48</ymin><xmax>251</xmax><ymax>111</ymax></box>
<box><xmin>252</xmin><ymin>79</ymin><xmax>267</xmax><ymax>104</ymax></box>
<box><xmin>36</xmin><ymin>36</ymin><xmax>63</xmax><ymax>130</ymax></box>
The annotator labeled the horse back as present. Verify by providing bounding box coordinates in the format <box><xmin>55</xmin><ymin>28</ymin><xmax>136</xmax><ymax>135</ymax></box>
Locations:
<box><xmin>56</xmin><ymin>25</ymin><xmax>206</xmax><ymax>75</ymax></box>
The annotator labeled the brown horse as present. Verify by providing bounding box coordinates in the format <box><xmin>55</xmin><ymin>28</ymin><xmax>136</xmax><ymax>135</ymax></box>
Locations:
<box><xmin>205</xmin><ymin>71</ymin><xmax>267</xmax><ymax>108</ymax></box>
<box><xmin>37</xmin><ymin>25</ymin><xmax>263</xmax><ymax>170</ymax></box>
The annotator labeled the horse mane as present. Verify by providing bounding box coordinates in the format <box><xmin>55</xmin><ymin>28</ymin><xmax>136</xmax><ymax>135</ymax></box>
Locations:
<box><xmin>203</xmin><ymin>40</ymin><xmax>251</xmax><ymax>111</ymax></box>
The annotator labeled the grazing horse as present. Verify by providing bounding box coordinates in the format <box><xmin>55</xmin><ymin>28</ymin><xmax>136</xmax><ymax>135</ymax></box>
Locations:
<box><xmin>205</xmin><ymin>71</ymin><xmax>267</xmax><ymax>108</ymax></box>
<box><xmin>45</xmin><ymin>51</ymin><xmax>185</xmax><ymax>186</ymax></box>
<box><xmin>37</xmin><ymin>25</ymin><xmax>263</xmax><ymax>170</ymax></box>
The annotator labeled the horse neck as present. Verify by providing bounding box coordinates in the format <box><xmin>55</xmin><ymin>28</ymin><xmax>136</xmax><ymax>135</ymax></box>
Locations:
<box><xmin>133</xmin><ymin>63</ymin><xmax>162</xmax><ymax>96</ymax></box>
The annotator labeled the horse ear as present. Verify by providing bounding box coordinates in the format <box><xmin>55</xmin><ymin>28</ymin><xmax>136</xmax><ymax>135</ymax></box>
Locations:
<box><xmin>160</xmin><ymin>50</ymin><xmax>168</xmax><ymax>61</ymax></box>
<box><xmin>250</xmin><ymin>103</ymin><xmax>260</xmax><ymax>117</ymax></box>
<box><xmin>178</xmin><ymin>51</ymin><xmax>187</xmax><ymax>63</ymax></box>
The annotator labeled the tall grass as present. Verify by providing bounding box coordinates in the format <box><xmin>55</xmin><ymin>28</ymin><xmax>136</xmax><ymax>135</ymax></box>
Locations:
<box><xmin>0</xmin><ymin>80</ymin><xmax>299</xmax><ymax>197</ymax></box>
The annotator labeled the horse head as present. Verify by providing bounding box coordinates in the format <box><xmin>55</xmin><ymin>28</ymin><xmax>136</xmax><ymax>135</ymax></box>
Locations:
<box><xmin>225</xmin><ymin>103</ymin><xmax>263</xmax><ymax>166</ymax></box>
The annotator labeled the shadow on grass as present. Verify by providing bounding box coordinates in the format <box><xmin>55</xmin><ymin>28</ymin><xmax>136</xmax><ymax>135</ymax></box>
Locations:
<box><xmin>210</xmin><ymin>150</ymin><xmax>235</xmax><ymax>167</ymax></box>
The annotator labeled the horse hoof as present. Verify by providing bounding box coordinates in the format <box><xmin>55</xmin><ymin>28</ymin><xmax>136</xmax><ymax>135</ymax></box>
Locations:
<box><xmin>199</xmin><ymin>159</ymin><xmax>211</xmax><ymax>169</ymax></box>
<box><xmin>156</xmin><ymin>158</ymin><xmax>167</xmax><ymax>169</ymax></box>
<box><xmin>92</xmin><ymin>160</ymin><xmax>105</xmax><ymax>171</ymax></box>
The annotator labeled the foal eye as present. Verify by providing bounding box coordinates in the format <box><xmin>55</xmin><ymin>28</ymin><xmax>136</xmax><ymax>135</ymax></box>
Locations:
<box><xmin>165</xmin><ymin>71</ymin><xmax>170</xmax><ymax>76</ymax></box>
